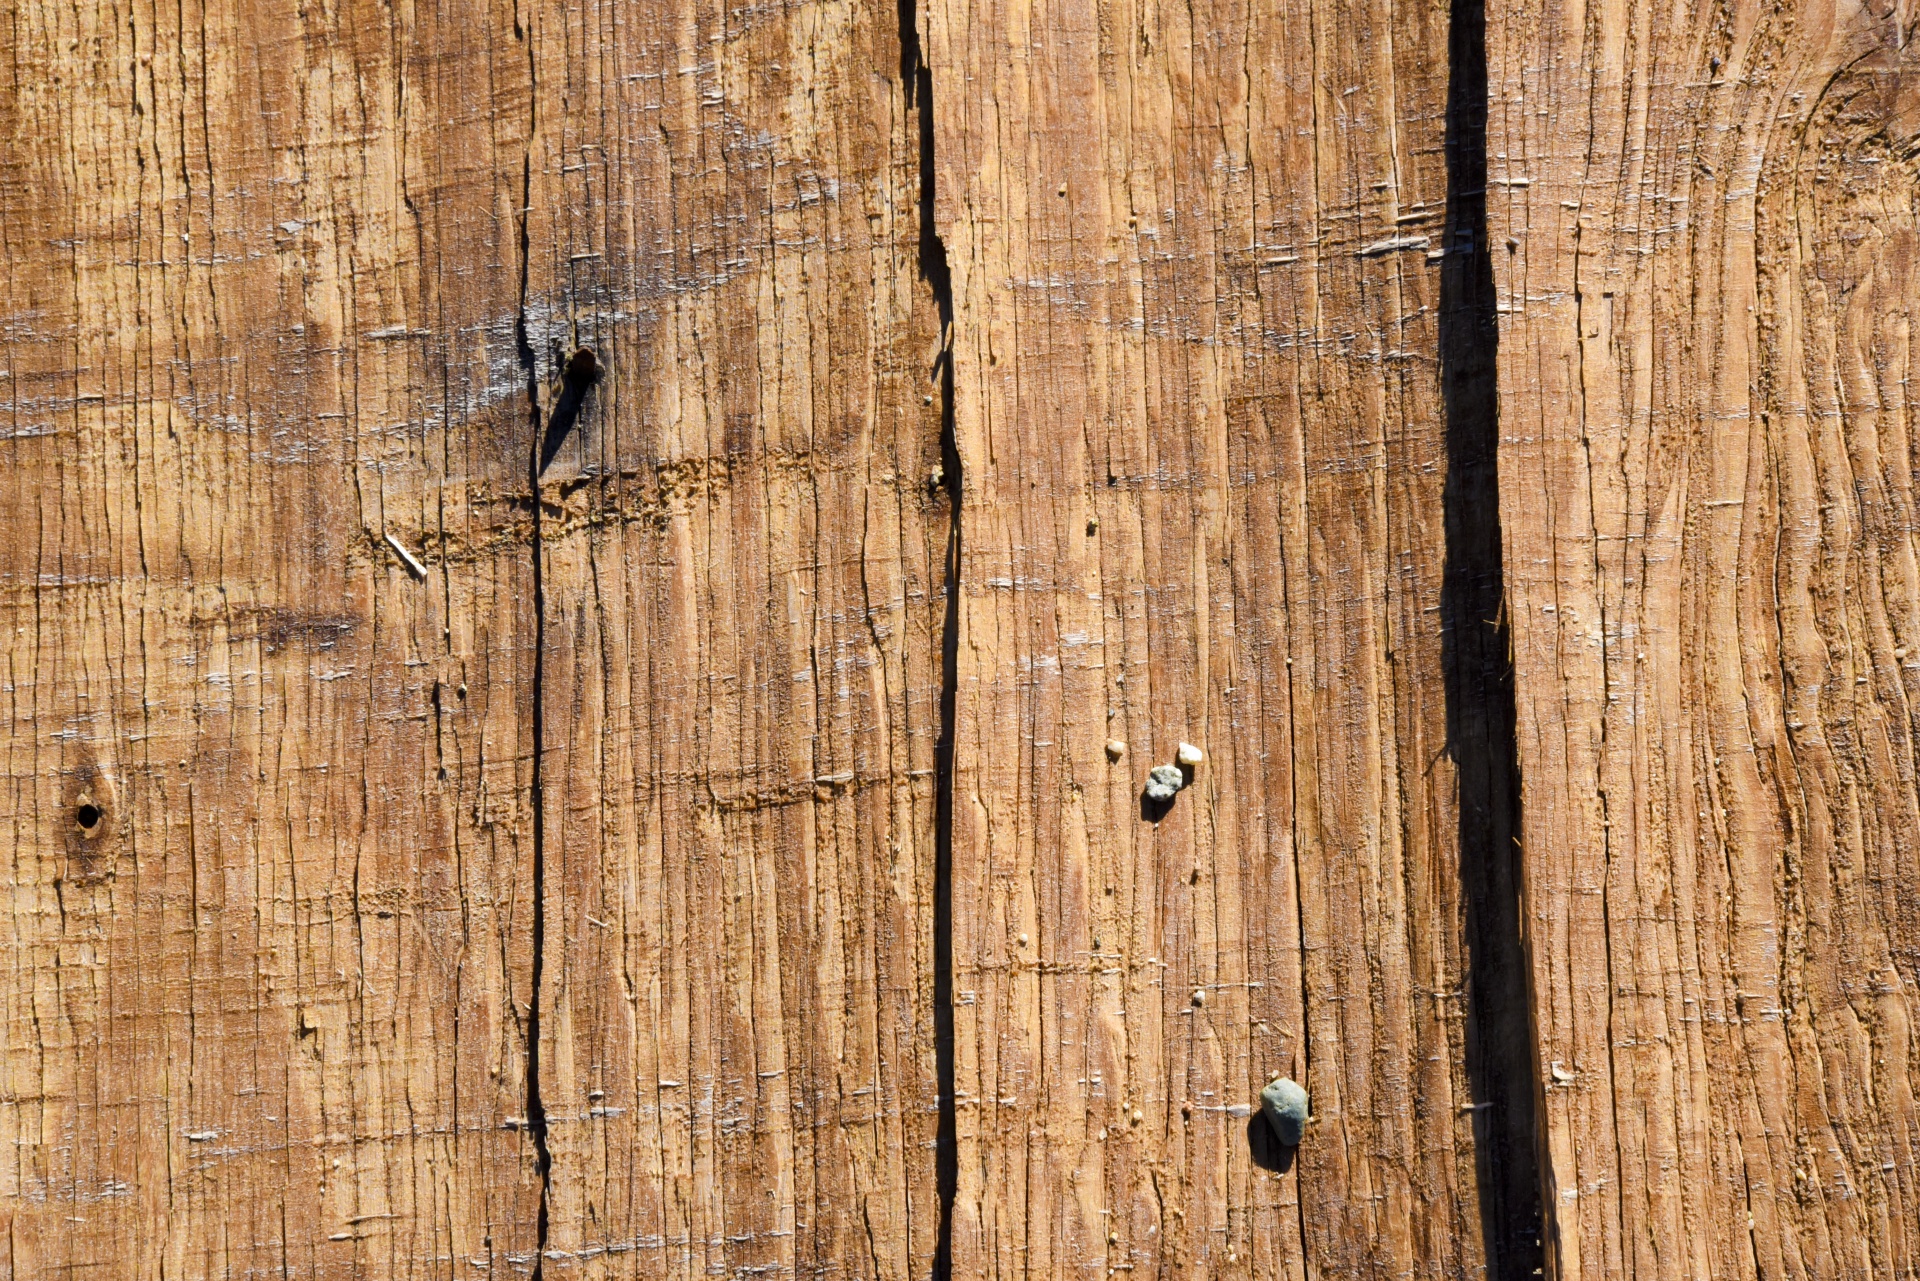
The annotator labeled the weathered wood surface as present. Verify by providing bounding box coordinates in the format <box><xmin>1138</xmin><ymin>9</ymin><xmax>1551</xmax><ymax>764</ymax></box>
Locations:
<box><xmin>515</xmin><ymin>0</ymin><xmax>950</xmax><ymax>1274</ymax></box>
<box><xmin>1491</xmin><ymin>0</ymin><xmax>1920</xmax><ymax>1274</ymax></box>
<box><xmin>2</xmin><ymin>0</ymin><xmax>950</xmax><ymax>1275</ymax></box>
<box><xmin>0</xmin><ymin>0</ymin><xmax>544</xmax><ymax>1273</ymax></box>
<box><xmin>12</xmin><ymin>0</ymin><xmax>1920</xmax><ymax>1272</ymax></box>
<box><xmin>928</xmin><ymin>0</ymin><xmax>1533</xmax><ymax>1276</ymax></box>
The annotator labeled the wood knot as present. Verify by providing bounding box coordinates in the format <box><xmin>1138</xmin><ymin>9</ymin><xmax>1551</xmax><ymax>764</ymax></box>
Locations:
<box><xmin>62</xmin><ymin>758</ymin><xmax>118</xmax><ymax>882</ymax></box>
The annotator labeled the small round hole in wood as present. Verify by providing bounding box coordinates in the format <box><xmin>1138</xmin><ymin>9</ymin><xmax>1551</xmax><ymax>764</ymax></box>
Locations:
<box><xmin>76</xmin><ymin>804</ymin><xmax>102</xmax><ymax>830</ymax></box>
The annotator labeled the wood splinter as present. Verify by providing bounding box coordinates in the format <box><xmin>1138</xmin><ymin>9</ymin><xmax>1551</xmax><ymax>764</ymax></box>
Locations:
<box><xmin>384</xmin><ymin>531</ymin><xmax>428</xmax><ymax>580</ymax></box>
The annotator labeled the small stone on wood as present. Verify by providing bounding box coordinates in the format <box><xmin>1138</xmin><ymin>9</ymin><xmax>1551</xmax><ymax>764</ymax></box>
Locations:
<box><xmin>1144</xmin><ymin>764</ymin><xmax>1184</xmax><ymax>801</ymax></box>
<box><xmin>1260</xmin><ymin>1077</ymin><xmax>1309</xmax><ymax>1146</ymax></box>
<box><xmin>1176</xmin><ymin>741</ymin><xmax>1204</xmax><ymax>766</ymax></box>
<box><xmin>1106</xmin><ymin>739</ymin><xmax>1127</xmax><ymax>760</ymax></box>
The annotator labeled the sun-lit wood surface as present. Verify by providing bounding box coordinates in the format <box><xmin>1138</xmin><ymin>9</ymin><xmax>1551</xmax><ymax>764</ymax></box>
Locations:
<box><xmin>1492</xmin><ymin>0</ymin><xmax>1920</xmax><ymax>1273</ymax></box>
<box><xmin>6</xmin><ymin>0</ymin><xmax>1920</xmax><ymax>1275</ymax></box>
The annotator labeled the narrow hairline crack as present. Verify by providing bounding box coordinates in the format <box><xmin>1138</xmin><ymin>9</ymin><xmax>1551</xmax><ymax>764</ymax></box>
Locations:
<box><xmin>515</xmin><ymin>62</ymin><xmax>555</xmax><ymax>1277</ymax></box>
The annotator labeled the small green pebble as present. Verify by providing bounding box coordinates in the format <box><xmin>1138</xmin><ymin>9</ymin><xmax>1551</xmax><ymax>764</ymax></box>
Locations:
<box><xmin>1260</xmin><ymin>1077</ymin><xmax>1309</xmax><ymax>1146</ymax></box>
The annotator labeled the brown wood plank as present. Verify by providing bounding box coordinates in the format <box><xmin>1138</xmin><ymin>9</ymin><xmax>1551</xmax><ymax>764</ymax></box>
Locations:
<box><xmin>516</xmin><ymin>0</ymin><xmax>949</xmax><ymax>1276</ymax></box>
<box><xmin>926</xmin><ymin>0</ymin><xmax>1522</xmax><ymax>1273</ymax></box>
<box><xmin>0</xmin><ymin>0</ymin><xmax>543</xmax><ymax>1272</ymax></box>
<box><xmin>44</xmin><ymin>0</ymin><xmax>1920</xmax><ymax>1271</ymax></box>
<box><xmin>1490</xmin><ymin>0</ymin><xmax>1920</xmax><ymax>1272</ymax></box>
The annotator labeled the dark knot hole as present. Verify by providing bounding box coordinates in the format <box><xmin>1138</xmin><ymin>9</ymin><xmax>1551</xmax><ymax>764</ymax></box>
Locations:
<box><xmin>76</xmin><ymin>804</ymin><xmax>102</xmax><ymax>830</ymax></box>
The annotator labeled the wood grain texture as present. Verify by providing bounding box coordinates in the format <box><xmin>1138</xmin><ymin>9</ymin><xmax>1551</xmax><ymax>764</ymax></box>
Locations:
<box><xmin>1490</xmin><ymin>0</ymin><xmax>1920</xmax><ymax>1272</ymax></box>
<box><xmin>515</xmin><ymin>0</ymin><xmax>950</xmax><ymax>1275</ymax></box>
<box><xmin>0</xmin><ymin>0</ymin><xmax>544</xmax><ymax>1273</ymax></box>
<box><xmin>35</xmin><ymin>0</ymin><xmax>1920</xmax><ymax>1270</ymax></box>
<box><xmin>926</xmin><ymin>0</ymin><xmax>1517</xmax><ymax>1274</ymax></box>
<box><xmin>2</xmin><ymin>0</ymin><xmax>951</xmax><ymax>1276</ymax></box>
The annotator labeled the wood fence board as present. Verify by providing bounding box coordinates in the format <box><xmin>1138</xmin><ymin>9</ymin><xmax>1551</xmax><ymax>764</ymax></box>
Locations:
<box><xmin>513</xmin><ymin>0</ymin><xmax>949</xmax><ymax>1275</ymax></box>
<box><xmin>1490</xmin><ymin>0</ymin><xmax>1920</xmax><ymax>1273</ymax></box>
<box><xmin>926</xmin><ymin>0</ymin><xmax>1521</xmax><ymax>1274</ymax></box>
<box><xmin>0</xmin><ymin>0</ymin><xmax>543</xmax><ymax>1273</ymax></box>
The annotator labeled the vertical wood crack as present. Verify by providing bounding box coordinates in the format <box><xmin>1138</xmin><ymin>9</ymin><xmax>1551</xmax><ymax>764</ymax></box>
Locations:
<box><xmin>900</xmin><ymin>0</ymin><xmax>959</xmax><ymax>1269</ymax></box>
<box><xmin>1440</xmin><ymin>0</ymin><xmax>1547</xmax><ymax>1273</ymax></box>
<box><xmin>515</xmin><ymin>130</ymin><xmax>555</xmax><ymax>1276</ymax></box>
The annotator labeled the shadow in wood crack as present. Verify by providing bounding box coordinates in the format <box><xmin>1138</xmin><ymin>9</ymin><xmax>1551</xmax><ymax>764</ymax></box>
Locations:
<box><xmin>1440</xmin><ymin>0</ymin><xmax>1547</xmax><ymax>1272</ymax></box>
<box><xmin>537</xmin><ymin>348</ymin><xmax>600</xmax><ymax>476</ymax></box>
<box><xmin>903</xmin><ymin>0</ymin><xmax>960</xmax><ymax>1264</ymax></box>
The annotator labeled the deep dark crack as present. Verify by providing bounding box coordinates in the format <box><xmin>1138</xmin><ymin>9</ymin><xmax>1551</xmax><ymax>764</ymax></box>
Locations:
<box><xmin>1439</xmin><ymin>0</ymin><xmax>1547</xmax><ymax>1272</ymax></box>
<box><xmin>515</xmin><ymin>133</ymin><xmax>555</xmax><ymax>1278</ymax></box>
<box><xmin>899</xmin><ymin>0</ymin><xmax>959</xmax><ymax>1270</ymax></box>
